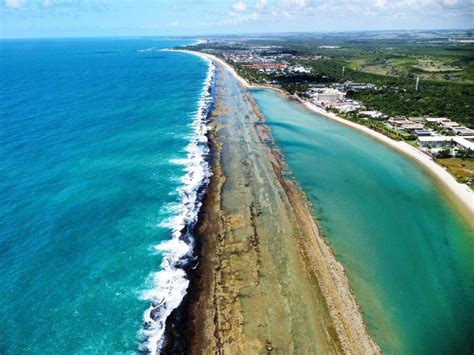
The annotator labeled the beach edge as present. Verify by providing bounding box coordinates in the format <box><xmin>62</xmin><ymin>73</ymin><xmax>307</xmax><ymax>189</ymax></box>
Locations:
<box><xmin>175</xmin><ymin>49</ymin><xmax>473</xmax><ymax>223</ymax></box>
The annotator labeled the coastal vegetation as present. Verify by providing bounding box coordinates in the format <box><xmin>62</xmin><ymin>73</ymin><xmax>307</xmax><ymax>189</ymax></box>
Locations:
<box><xmin>436</xmin><ymin>157</ymin><xmax>474</xmax><ymax>185</ymax></box>
<box><xmin>247</xmin><ymin>59</ymin><xmax>473</xmax><ymax>127</ymax></box>
<box><xmin>186</xmin><ymin>31</ymin><xmax>474</xmax><ymax>188</ymax></box>
<box><xmin>193</xmin><ymin>31</ymin><xmax>474</xmax><ymax>127</ymax></box>
<box><xmin>335</xmin><ymin>110</ymin><xmax>416</xmax><ymax>141</ymax></box>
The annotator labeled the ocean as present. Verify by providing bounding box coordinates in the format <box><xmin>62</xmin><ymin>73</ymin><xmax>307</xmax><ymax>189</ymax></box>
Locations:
<box><xmin>0</xmin><ymin>38</ymin><xmax>212</xmax><ymax>353</ymax></box>
<box><xmin>251</xmin><ymin>89</ymin><xmax>474</xmax><ymax>354</ymax></box>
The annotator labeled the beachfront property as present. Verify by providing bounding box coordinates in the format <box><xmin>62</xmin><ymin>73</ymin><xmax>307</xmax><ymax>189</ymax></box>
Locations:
<box><xmin>335</xmin><ymin>81</ymin><xmax>377</xmax><ymax>92</ymax></box>
<box><xmin>425</xmin><ymin>117</ymin><xmax>473</xmax><ymax>136</ymax></box>
<box><xmin>418</xmin><ymin>136</ymin><xmax>454</xmax><ymax>148</ymax></box>
<box><xmin>388</xmin><ymin>117</ymin><xmax>413</xmax><ymax>127</ymax></box>
<box><xmin>308</xmin><ymin>88</ymin><xmax>363</xmax><ymax>112</ymax></box>
<box><xmin>425</xmin><ymin>117</ymin><xmax>449</xmax><ymax>124</ymax></box>
<box><xmin>401</xmin><ymin>123</ymin><xmax>425</xmax><ymax>132</ymax></box>
<box><xmin>441</xmin><ymin>121</ymin><xmax>461</xmax><ymax>129</ymax></box>
<box><xmin>309</xmin><ymin>88</ymin><xmax>344</xmax><ymax>105</ymax></box>
<box><xmin>414</xmin><ymin>129</ymin><xmax>432</xmax><ymax>136</ymax></box>
<box><xmin>288</xmin><ymin>65</ymin><xmax>312</xmax><ymax>74</ymax></box>
<box><xmin>452</xmin><ymin>127</ymin><xmax>474</xmax><ymax>136</ymax></box>
<box><xmin>359</xmin><ymin>110</ymin><xmax>386</xmax><ymax>120</ymax></box>
<box><xmin>418</xmin><ymin>135</ymin><xmax>474</xmax><ymax>153</ymax></box>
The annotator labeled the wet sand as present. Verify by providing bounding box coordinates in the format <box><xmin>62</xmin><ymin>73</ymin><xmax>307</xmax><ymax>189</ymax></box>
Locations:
<box><xmin>167</xmin><ymin>56</ymin><xmax>380</xmax><ymax>354</ymax></box>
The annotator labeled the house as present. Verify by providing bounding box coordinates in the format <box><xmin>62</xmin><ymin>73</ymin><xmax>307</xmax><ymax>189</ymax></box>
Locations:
<box><xmin>414</xmin><ymin>129</ymin><xmax>432</xmax><ymax>136</ymax></box>
<box><xmin>289</xmin><ymin>65</ymin><xmax>311</xmax><ymax>74</ymax></box>
<box><xmin>311</xmin><ymin>88</ymin><xmax>345</xmax><ymax>106</ymax></box>
<box><xmin>418</xmin><ymin>136</ymin><xmax>454</xmax><ymax>148</ymax></box>
<box><xmin>418</xmin><ymin>136</ymin><xmax>474</xmax><ymax>151</ymax></box>
<box><xmin>425</xmin><ymin>117</ymin><xmax>448</xmax><ymax>124</ymax></box>
<box><xmin>343</xmin><ymin>81</ymin><xmax>376</xmax><ymax>91</ymax></box>
<box><xmin>408</xmin><ymin>117</ymin><xmax>428</xmax><ymax>123</ymax></box>
<box><xmin>453</xmin><ymin>137</ymin><xmax>474</xmax><ymax>151</ymax></box>
<box><xmin>359</xmin><ymin>111</ymin><xmax>386</xmax><ymax>120</ymax></box>
<box><xmin>401</xmin><ymin>123</ymin><xmax>425</xmax><ymax>132</ymax></box>
<box><xmin>453</xmin><ymin>127</ymin><xmax>474</xmax><ymax>136</ymax></box>
<box><xmin>440</xmin><ymin>121</ymin><xmax>460</xmax><ymax>129</ymax></box>
<box><xmin>388</xmin><ymin>118</ymin><xmax>412</xmax><ymax>127</ymax></box>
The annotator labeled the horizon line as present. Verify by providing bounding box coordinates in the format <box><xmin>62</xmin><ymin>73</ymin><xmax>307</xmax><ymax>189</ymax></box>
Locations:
<box><xmin>1</xmin><ymin>27</ymin><xmax>473</xmax><ymax>41</ymax></box>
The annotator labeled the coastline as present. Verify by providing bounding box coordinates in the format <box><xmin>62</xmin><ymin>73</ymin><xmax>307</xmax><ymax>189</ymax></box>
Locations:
<box><xmin>298</xmin><ymin>101</ymin><xmax>474</xmax><ymax>222</ymax></box>
<box><xmin>168</xmin><ymin>48</ymin><xmax>380</xmax><ymax>353</ymax></box>
<box><xmin>173</xmin><ymin>49</ymin><xmax>473</xmax><ymax>224</ymax></box>
<box><xmin>169</xmin><ymin>49</ymin><xmax>287</xmax><ymax>95</ymax></box>
<box><xmin>139</xmin><ymin>59</ymin><xmax>215</xmax><ymax>353</ymax></box>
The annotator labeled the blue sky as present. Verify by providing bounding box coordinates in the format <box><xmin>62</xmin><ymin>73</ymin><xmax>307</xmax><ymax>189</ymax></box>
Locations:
<box><xmin>1</xmin><ymin>0</ymin><xmax>472</xmax><ymax>38</ymax></box>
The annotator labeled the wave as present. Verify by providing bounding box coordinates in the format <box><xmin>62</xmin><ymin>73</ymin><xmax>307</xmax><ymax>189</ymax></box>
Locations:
<box><xmin>137</xmin><ymin>47</ymin><xmax>157</xmax><ymax>53</ymax></box>
<box><xmin>139</xmin><ymin>60</ymin><xmax>215</xmax><ymax>354</ymax></box>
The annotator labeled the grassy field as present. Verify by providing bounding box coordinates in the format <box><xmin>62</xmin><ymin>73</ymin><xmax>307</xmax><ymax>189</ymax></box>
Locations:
<box><xmin>436</xmin><ymin>157</ymin><xmax>474</xmax><ymax>187</ymax></box>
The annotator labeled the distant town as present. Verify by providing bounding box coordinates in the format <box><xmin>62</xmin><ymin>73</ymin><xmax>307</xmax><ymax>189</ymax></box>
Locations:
<box><xmin>185</xmin><ymin>31</ymin><xmax>474</xmax><ymax>186</ymax></box>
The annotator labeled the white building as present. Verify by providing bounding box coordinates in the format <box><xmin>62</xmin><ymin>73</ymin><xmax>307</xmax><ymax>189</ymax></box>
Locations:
<box><xmin>359</xmin><ymin>111</ymin><xmax>386</xmax><ymax>120</ymax></box>
<box><xmin>418</xmin><ymin>136</ymin><xmax>474</xmax><ymax>151</ymax></box>
<box><xmin>311</xmin><ymin>88</ymin><xmax>345</xmax><ymax>106</ymax></box>
<box><xmin>425</xmin><ymin>117</ymin><xmax>448</xmax><ymax>123</ymax></box>
<box><xmin>289</xmin><ymin>65</ymin><xmax>311</xmax><ymax>74</ymax></box>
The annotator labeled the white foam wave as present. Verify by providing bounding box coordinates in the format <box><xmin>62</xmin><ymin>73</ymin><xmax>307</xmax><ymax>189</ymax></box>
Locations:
<box><xmin>137</xmin><ymin>47</ymin><xmax>157</xmax><ymax>53</ymax></box>
<box><xmin>139</xmin><ymin>59</ymin><xmax>215</xmax><ymax>354</ymax></box>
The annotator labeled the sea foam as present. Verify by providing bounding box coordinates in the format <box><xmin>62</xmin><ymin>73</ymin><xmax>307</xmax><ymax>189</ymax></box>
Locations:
<box><xmin>139</xmin><ymin>60</ymin><xmax>215</xmax><ymax>354</ymax></box>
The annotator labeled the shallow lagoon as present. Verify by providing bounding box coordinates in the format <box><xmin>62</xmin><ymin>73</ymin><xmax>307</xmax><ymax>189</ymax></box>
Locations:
<box><xmin>252</xmin><ymin>89</ymin><xmax>474</xmax><ymax>354</ymax></box>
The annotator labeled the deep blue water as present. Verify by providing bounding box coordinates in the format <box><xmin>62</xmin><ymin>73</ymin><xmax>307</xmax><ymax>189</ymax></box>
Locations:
<box><xmin>0</xmin><ymin>38</ymin><xmax>211</xmax><ymax>353</ymax></box>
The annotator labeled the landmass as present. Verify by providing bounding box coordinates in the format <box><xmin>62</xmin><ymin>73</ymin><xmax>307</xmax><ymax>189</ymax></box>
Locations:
<box><xmin>163</xmin><ymin>31</ymin><xmax>474</xmax><ymax>353</ymax></box>
<box><xmin>185</xmin><ymin>30</ymin><xmax>474</xmax><ymax>188</ymax></box>
<box><xmin>164</xmin><ymin>51</ymin><xmax>380</xmax><ymax>354</ymax></box>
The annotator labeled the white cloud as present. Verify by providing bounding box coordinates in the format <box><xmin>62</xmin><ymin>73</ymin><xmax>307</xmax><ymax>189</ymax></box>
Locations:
<box><xmin>42</xmin><ymin>0</ymin><xmax>54</xmax><ymax>8</ymax></box>
<box><xmin>232</xmin><ymin>1</ymin><xmax>247</xmax><ymax>12</ymax></box>
<box><xmin>5</xmin><ymin>0</ymin><xmax>25</xmax><ymax>9</ymax></box>
<box><xmin>280</xmin><ymin>0</ymin><xmax>309</xmax><ymax>10</ymax></box>
<box><xmin>255</xmin><ymin>0</ymin><xmax>268</xmax><ymax>11</ymax></box>
<box><xmin>374</xmin><ymin>0</ymin><xmax>387</xmax><ymax>9</ymax></box>
<box><xmin>227</xmin><ymin>11</ymin><xmax>259</xmax><ymax>24</ymax></box>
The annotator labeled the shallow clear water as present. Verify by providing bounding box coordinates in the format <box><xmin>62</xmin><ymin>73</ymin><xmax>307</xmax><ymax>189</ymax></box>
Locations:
<box><xmin>252</xmin><ymin>89</ymin><xmax>474</xmax><ymax>354</ymax></box>
<box><xmin>0</xmin><ymin>39</ymin><xmax>210</xmax><ymax>353</ymax></box>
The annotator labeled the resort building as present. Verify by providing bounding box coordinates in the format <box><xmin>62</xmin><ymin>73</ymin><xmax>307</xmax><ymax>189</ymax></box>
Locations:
<box><xmin>335</xmin><ymin>81</ymin><xmax>377</xmax><ymax>92</ymax></box>
<box><xmin>453</xmin><ymin>127</ymin><xmax>474</xmax><ymax>136</ymax></box>
<box><xmin>418</xmin><ymin>136</ymin><xmax>455</xmax><ymax>148</ymax></box>
<box><xmin>359</xmin><ymin>111</ymin><xmax>386</xmax><ymax>120</ymax></box>
<box><xmin>414</xmin><ymin>129</ymin><xmax>432</xmax><ymax>136</ymax></box>
<box><xmin>401</xmin><ymin>123</ymin><xmax>425</xmax><ymax>132</ymax></box>
<box><xmin>440</xmin><ymin>121</ymin><xmax>461</xmax><ymax>129</ymax></box>
<box><xmin>310</xmin><ymin>88</ymin><xmax>345</xmax><ymax>106</ymax></box>
<box><xmin>288</xmin><ymin>65</ymin><xmax>312</xmax><ymax>74</ymax></box>
<box><xmin>418</xmin><ymin>136</ymin><xmax>474</xmax><ymax>151</ymax></box>
<box><xmin>425</xmin><ymin>117</ymin><xmax>449</xmax><ymax>124</ymax></box>
<box><xmin>388</xmin><ymin>118</ymin><xmax>412</xmax><ymax>127</ymax></box>
<box><xmin>453</xmin><ymin>137</ymin><xmax>474</xmax><ymax>151</ymax></box>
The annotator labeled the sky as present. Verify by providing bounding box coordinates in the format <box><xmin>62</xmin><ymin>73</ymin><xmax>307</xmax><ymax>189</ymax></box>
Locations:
<box><xmin>1</xmin><ymin>0</ymin><xmax>473</xmax><ymax>38</ymax></box>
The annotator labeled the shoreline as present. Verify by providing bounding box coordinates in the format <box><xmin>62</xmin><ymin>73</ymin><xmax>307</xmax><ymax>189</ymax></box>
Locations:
<box><xmin>168</xmin><ymin>48</ymin><xmax>380</xmax><ymax>354</ymax></box>
<box><xmin>298</xmin><ymin>100</ymin><xmax>474</xmax><ymax>223</ymax></box>
<box><xmin>172</xmin><ymin>49</ymin><xmax>473</xmax><ymax>223</ymax></box>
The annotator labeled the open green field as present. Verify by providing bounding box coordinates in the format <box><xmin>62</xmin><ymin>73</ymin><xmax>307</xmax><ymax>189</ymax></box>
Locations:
<box><xmin>436</xmin><ymin>157</ymin><xmax>474</xmax><ymax>186</ymax></box>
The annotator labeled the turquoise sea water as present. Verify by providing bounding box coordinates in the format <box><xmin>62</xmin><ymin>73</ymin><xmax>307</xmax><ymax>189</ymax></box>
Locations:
<box><xmin>0</xmin><ymin>39</ymin><xmax>212</xmax><ymax>353</ymax></box>
<box><xmin>252</xmin><ymin>90</ymin><xmax>474</xmax><ymax>354</ymax></box>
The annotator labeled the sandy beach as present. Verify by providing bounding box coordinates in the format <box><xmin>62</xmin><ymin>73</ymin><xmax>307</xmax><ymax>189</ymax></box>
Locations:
<box><xmin>165</xmin><ymin>49</ymin><xmax>380</xmax><ymax>354</ymax></box>
<box><xmin>177</xmin><ymin>49</ymin><xmax>473</xmax><ymax>222</ymax></box>
<box><xmin>299</xmin><ymin>102</ymin><xmax>474</xmax><ymax>220</ymax></box>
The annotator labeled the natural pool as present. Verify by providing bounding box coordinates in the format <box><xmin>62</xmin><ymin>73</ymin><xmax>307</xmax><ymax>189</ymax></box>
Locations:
<box><xmin>252</xmin><ymin>89</ymin><xmax>474</xmax><ymax>354</ymax></box>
